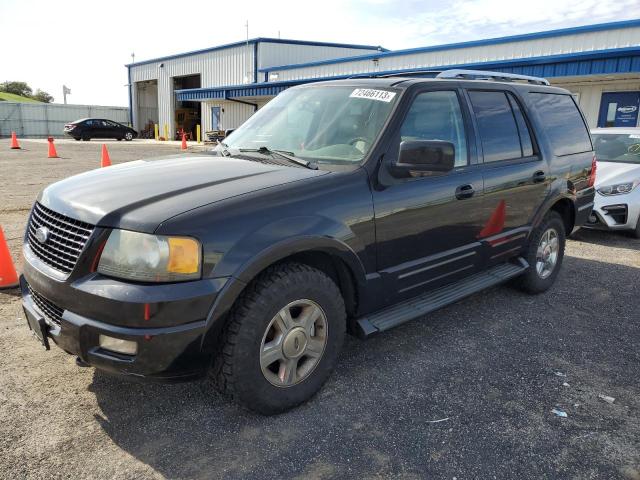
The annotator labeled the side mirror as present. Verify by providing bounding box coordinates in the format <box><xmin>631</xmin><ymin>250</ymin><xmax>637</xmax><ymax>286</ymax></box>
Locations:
<box><xmin>390</xmin><ymin>140</ymin><xmax>455</xmax><ymax>177</ymax></box>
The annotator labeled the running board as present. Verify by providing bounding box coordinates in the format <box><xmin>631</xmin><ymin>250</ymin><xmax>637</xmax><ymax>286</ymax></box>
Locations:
<box><xmin>355</xmin><ymin>258</ymin><xmax>529</xmax><ymax>339</ymax></box>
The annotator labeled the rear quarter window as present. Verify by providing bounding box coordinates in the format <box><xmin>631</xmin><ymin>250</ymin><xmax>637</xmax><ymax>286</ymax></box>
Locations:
<box><xmin>529</xmin><ymin>93</ymin><xmax>592</xmax><ymax>156</ymax></box>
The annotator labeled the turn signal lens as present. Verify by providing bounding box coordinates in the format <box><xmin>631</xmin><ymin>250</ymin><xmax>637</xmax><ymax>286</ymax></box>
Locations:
<box><xmin>588</xmin><ymin>154</ymin><xmax>597</xmax><ymax>188</ymax></box>
<box><xmin>97</xmin><ymin>230</ymin><xmax>202</xmax><ymax>282</ymax></box>
<box><xmin>167</xmin><ymin>237</ymin><xmax>200</xmax><ymax>274</ymax></box>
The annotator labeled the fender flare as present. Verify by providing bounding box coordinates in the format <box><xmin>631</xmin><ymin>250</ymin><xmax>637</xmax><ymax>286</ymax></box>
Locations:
<box><xmin>532</xmin><ymin>190</ymin><xmax>576</xmax><ymax>232</ymax></box>
<box><xmin>199</xmin><ymin>235</ymin><xmax>368</xmax><ymax>354</ymax></box>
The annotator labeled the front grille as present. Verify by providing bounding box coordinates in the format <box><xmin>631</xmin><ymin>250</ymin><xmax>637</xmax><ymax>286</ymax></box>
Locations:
<box><xmin>27</xmin><ymin>202</ymin><xmax>94</xmax><ymax>274</ymax></box>
<box><xmin>28</xmin><ymin>284</ymin><xmax>64</xmax><ymax>326</ymax></box>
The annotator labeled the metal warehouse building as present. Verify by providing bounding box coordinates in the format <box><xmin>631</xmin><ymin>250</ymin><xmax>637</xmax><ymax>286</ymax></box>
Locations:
<box><xmin>127</xmin><ymin>19</ymin><xmax>640</xmax><ymax>139</ymax></box>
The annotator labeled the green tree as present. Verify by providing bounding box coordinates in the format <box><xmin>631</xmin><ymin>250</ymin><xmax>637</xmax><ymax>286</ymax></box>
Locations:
<box><xmin>0</xmin><ymin>81</ymin><xmax>33</xmax><ymax>97</ymax></box>
<box><xmin>33</xmin><ymin>89</ymin><xmax>54</xmax><ymax>103</ymax></box>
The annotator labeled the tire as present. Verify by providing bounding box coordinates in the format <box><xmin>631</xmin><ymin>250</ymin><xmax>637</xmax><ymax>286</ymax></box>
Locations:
<box><xmin>516</xmin><ymin>211</ymin><xmax>566</xmax><ymax>294</ymax></box>
<box><xmin>81</xmin><ymin>135</ymin><xmax>90</xmax><ymax>141</ymax></box>
<box><xmin>632</xmin><ymin>215</ymin><xmax>640</xmax><ymax>239</ymax></box>
<box><xmin>209</xmin><ymin>262</ymin><xmax>346</xmax><ymax>414</ymax></box>
<box><xmin>124</xmin><ymin>132</ymin><xmax>133</xmax><ymax>141</ymax></box>
<box><xmin>73</xmin><ymin>137</ymin><xmax>81</xmax><ymax>141</ymax></box>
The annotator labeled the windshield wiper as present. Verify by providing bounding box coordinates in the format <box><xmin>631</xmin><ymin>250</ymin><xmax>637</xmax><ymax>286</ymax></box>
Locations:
<box><xmin>239</xmin><ymin>146</ymin><xmax>318</xmax><ymax>170</ymax></box>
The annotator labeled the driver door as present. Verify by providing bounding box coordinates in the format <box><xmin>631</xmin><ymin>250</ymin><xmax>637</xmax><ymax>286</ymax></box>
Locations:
<box><xmin>372</xmin><ymin>88</ymin><xmax>486</xmax><ymax>303</ymax></box>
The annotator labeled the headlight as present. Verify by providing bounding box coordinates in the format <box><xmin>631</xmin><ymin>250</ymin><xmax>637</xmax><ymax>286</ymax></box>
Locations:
<box><xmin>97</xmin><ymin>230</ymin><xmax>201</xmax><ymax>282</ymax></box>
<box><xmin>597</xmin><ymin>180</ymin><xmax>639</xmax><ymax>196</ymax></box>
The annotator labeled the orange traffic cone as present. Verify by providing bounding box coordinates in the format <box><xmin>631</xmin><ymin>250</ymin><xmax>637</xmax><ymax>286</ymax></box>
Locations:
<box><xmin>47</xmin><ymin>137</ymin><xmax>58</xmax><ymax>158</ymax></box>
<box><xmin>101</xmin><ymin>144</ymin><xmax>112</xmax><ymax>167</ymax></box>
<box><xmin>10</xmin><ymin>131</ymin><xmax>20</xmax><ymax>149</ymax></box>
<box><xmin>181</xmin><ymin>133</ymin><xmax>187</xmax><ymax>150</ymax></box>
<box><xmin>478</xmin><ymin>199</ymin><xmax>506</xmax><ymax>239</ymax></box>
<box><xmin>0</xmin><ymin>226</ymin><xmax>19</xmax><ymax>289</ymax></box>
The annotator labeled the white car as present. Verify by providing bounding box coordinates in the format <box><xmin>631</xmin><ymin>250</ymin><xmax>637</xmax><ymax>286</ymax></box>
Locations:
<box><xmin>587</xmin><ymin>127</ymin><xmax>640</xmax><ymax>238</ymax></box>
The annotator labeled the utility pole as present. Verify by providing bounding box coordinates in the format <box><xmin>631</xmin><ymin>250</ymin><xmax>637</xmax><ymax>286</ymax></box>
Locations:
<box><xmin>62</xmin><ymin>85</ymin><xmax>71</xmax><ymax>104</ymax></box>
<box><xmin>131</xmin><ymin>52</ymin><xmax>135</xmax><ymax>64</ymax></box>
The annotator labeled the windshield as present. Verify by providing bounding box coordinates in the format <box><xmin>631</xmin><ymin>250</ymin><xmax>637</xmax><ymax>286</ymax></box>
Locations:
<box><xmin>218</xmin><ymin>85</ymin><xmax>399</xmax><ymax>164</ymax></box>
<box><xmin>593</xmin><ymin>133</ymin><xmax>640</xmax><ymax>164</ymax></box>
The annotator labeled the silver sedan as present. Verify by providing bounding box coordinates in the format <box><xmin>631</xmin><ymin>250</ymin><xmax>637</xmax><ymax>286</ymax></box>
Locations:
<box><xmin>587</xmin><ymin>127</ymin><xmax>640</xmax><ymax>238</ymax></box>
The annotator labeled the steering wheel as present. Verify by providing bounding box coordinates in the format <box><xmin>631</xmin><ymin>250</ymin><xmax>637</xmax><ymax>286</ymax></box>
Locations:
<box><xmin>628</xmin><ymin>143</ymin><xmax>640</xmax><ymax>155</ymax></box>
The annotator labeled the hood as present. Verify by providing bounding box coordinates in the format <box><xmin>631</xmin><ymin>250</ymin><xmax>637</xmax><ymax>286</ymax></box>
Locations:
<box><xmin>595</xmin><ymin>161</ymin><xmax>640</xmax><ymax>188</ymax></box>
<box><xmin>38</xmin><ymin>155</ymin><xmax>328</xmax><ymax>232</ymax></box>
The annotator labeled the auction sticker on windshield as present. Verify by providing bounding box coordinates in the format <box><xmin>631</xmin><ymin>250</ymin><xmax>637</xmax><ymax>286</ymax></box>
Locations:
<box><xmin>350</xmin><ymin>88</ymin><xmax>396</xmax><ymax>102</ymax></box>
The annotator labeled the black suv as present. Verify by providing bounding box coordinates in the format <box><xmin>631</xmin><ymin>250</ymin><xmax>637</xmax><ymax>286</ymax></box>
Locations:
<box><xmin>21</xmin><ymin>70</ymin><xmax>595</xmax><ymax>414</ymax></box>
<box><xmin>64</xmin><ymin>118</ymin><xmax>137</xmax><ymax>141</ymax></box>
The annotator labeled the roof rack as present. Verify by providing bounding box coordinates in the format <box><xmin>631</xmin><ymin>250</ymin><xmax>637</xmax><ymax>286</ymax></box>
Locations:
<box><xmin>346</xmin><ymin>69</ymin><xmax>441</xmax><ymax>80</ymax></box>
<box><xmin>377</xmin><ymin>70</ymin><xmax>441</xmax><ymax>78</ymax></box>
<box><xmin>435</xmin><ymin>69</ymin><xmax>550</xmax><ymax>85</ymax></box>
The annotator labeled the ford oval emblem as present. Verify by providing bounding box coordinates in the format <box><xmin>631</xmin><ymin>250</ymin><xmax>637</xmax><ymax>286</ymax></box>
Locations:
<box><xmin>35</xmin><ymin>226</ymin><xmax>50</xmax><ymax>244</ymax></box>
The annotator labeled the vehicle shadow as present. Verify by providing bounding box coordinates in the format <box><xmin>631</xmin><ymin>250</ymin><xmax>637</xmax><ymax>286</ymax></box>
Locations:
<box><xmin>571</xmin><ymin>228</ymin><xmax>640</xmax><ymax>252</ymax></box>
<box><xmin>89</xmin><ymin>255</ymin><xmax>640</xmax><ymax>479</ymax></box>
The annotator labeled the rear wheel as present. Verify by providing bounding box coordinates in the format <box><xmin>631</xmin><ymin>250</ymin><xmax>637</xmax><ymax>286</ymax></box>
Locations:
<box><xmin>209</xmin><ymin>263</ymin><xmax>346</xmax><ymax>414</ymax></box>
<box><xmin>516</xmin><ymin>211</ymin><xmax>565</xmax><ymax>294</ymax></box>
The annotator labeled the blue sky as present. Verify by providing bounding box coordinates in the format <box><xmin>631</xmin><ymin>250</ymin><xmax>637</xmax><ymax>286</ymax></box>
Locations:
<box><xmin>1</xmin><ymin>0</ymin><xmax>639</xmax><ymax>106</ymax></box>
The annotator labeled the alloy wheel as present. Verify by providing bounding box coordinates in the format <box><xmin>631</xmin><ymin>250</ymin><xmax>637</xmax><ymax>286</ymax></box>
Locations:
<box><xmin>260</xmin><ymin>299</ymin><xmax>328</xmax><ymax>387</ymax></box>
<box><xmin>536</xmin><ymin>227</ymin><xmax>559</xmax><ymax>279</ymax></box>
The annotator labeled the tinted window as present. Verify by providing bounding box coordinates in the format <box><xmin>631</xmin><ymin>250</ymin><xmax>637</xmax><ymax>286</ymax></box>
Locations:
<box><xmin>507</xmin><ymin>93</ymin><xmax>534</xmax><ymax>157</ymax></box>
<box><xmin>468</xmin><ymin>91</ymin><xmax>522</xmax><ymax>162</ymax></box>
<box><xmin>400</xmin><ymin>91</ymin><xmax>468</xmax><ymax>167</ymax></box>
<box><xmin>529</xmin><ymin>93</ymin><xmax>592</xmax><ymax>156</ymax></box>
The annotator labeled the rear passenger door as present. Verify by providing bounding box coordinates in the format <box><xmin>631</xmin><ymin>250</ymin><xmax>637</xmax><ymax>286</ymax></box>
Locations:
<box><xmin>466</xmin><ymin>89</ymin><xmax>549</xmax><ymax>265</ymax></box>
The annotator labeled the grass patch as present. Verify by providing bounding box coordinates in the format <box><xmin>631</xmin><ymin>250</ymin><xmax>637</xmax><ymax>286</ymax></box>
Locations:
<box><xmin>0</xmin><ymin>92</ymin><xmax>42</xmax><ymax>103</ymax></box>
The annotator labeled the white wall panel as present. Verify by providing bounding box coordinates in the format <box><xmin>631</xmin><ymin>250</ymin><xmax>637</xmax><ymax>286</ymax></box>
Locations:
<box><xmin>130</xmin><ymin>44</ymin><xmax>254</xmax><ymax>133</ymax></box>
<box><xmin>258</xmin><ymin>43</ymin><xmax>381</xmax><ymax>72</ymax></box>
<box><xmin>0</xmin><ymin>103</ymin><xmax>128</xmax><ymax>138</ymax></box>
<box><xmin>553</xmin><ymin>78</ymin><xmax>640</xmax><ymax>127</ymax></box>
<box><xmin>270</xmin><ymin>26</ymin><xmax>640</xmax><ymax>81</ymax></box>
<box><xmin>202</xmin><ymin>101</ymin><xmax>255</xmax><ymax>132</ymax></box>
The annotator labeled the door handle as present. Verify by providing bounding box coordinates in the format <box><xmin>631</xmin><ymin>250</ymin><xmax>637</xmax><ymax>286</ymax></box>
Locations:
<box><xmin>533</xmin><ymin>171</ymin><xmax>546</xmax><ymax>183</ymax></box>
<box><xmin>455</xmin><ymin>184</ymin><xmax>475</xmax><ymax>200</ymax></box>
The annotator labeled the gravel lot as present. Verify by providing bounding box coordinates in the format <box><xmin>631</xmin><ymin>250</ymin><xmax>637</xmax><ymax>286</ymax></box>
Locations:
<box><xmin>1</xmin><ymin>140</ymin><xmax>639</xmax><ymax>479</ymax></box>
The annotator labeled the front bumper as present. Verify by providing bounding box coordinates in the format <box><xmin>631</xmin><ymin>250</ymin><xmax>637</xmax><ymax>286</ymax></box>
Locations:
<box><xmin>21</xmin><ymin>255</ymin><xmax>227</xmax><ymax>382</ymax></box>
<box><xmin>585</xmin><ymin>190</ymin><xmax>640</xmax><ymax>232</ymax></box>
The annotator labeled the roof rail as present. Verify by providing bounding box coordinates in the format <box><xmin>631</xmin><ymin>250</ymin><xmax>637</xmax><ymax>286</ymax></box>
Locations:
<box><xmin>376</xmin><ymin>69</ymin><xmax>441</xmax><ymax>78</ymax></box>
<box><xmin>345</xmin><ymin>69</ymin><xmax>440</xmax><ymax>80</ymax></box>
<box><xmin>436</xmin><ymin>69</ymin><xmax>550</xmax><ymax>85</ymax></box>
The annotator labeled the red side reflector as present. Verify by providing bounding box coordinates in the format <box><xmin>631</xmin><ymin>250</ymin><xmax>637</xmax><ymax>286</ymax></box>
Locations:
<box><xmin>90</xmin><ymin>240</ymin><xmax>107</xmax><ymax>272</ymax></box>
<box><xmin>588</xmin><ymin>154</ymin><xmax>597</xmax><ymax>188</ymax></box>
<box><xmin>143</xmin><ymin>303</ymin><xmax>151</xmax><ymax>321</ymax></box>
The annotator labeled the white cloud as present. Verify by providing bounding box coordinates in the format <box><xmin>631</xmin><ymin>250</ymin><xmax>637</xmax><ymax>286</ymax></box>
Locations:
<box><xmin>1</xmin><ymin>0</ymin><xmax>638</xmax><ymax>106</ymax></box>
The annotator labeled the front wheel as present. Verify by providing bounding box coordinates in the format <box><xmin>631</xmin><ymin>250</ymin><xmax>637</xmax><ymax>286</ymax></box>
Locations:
<box><xmin>209</xmin><ymin>263</ymin><xmax>346</xmax><ymax>414</ymax></box>
<box><xmin>516</xmin><ymin>211</ymin><xmax>566</xmax><ymax>294</ymax></box>
<box><xmin>632</xmin><ymin>214</ymin><xmax>640</xmax><ymax>239</ymax></box>
<box><xmin>124</xmin><ymin>132</ymin><xmax>133</xmax><ymax>141</ymax></box>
